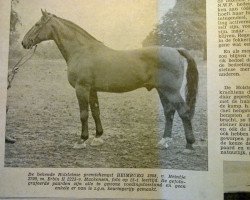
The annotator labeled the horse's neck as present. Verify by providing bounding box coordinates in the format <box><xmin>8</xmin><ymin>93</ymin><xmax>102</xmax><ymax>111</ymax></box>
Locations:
<box><xmin>51</xmin><ymin>18</ymin><xmax>104</xmax><ymax>62</ymax></box>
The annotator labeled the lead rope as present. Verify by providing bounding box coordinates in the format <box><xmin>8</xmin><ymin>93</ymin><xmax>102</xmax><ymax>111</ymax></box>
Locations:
<box><xmin>7</xmin><ymin>45</ymin><xmax>37</xmax><ymax>89</ymax></box>
<box><xmin>6</xmin><ymin>45</ymin><xmax>37</xmax><ymax>142</ymax></box>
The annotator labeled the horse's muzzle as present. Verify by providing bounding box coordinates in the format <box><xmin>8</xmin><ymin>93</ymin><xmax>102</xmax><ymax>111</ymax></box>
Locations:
<box><xmin>21</xmin><ymin>41</ymin><xmax>26</xmax><ymax>49</ymax></box>
<box><xmin>22</xmin><ymin>39</ymin><xmax>34</xmax><ymax>49</ymax></box>
<box><xmin>22</xmin><ymin>41</ymin><xmax>29</xmax><ymax>49</ymax></box>
<box><xmin>22</xmin><ymin>41</ymin><xmax>32</xmax><ymax>49</ymax></box>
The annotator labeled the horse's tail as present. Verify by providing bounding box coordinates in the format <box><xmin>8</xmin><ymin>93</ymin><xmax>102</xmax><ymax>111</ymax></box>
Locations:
<box><xmin>178</xmin><ymin>48</ymin><xmax>199</xmax><ymax>119</ymax></box>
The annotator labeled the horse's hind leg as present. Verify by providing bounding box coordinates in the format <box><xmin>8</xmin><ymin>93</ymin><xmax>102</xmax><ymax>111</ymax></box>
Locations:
<box><xmin>158</xmin><ymin>89</ymin><xmax>195</xmax><ymax>150</ymax></box>
<box><xmin>89</xmin><ymin>89</ymin><xmax>104</xmax><ymax>146</ymax></box>
<box><xmin>157</xmin><ymin>90</ymin><xmax>175</xmax><ymax>148</ymax></box>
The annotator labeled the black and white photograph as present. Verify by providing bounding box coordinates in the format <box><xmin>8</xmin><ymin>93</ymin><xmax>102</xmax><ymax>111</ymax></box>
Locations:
<box><xmin>224</xmin><ymin>161</ymin><xmax>250</xmax><ymax>200</ymax></box>
<box><xmin>5</xmin><ymin>0</ymin><xmax>207</xmax><ymax>170</ymax></box>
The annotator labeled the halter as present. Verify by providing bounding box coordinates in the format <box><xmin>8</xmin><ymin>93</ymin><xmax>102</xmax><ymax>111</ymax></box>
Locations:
<box><xmin>41</xmin><ymin>15</ymin><xmax>53</xmax><ymax>27</ymax></box>
<box><xmin>29</xmin><ymin>16</ymin><xmax>53</xmax><ymax>46</ymax></box>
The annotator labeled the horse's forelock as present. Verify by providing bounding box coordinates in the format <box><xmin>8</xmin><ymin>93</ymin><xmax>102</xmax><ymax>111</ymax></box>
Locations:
<box><xmin>41</xmin><ymin>11</ymin><xmax>56</xmax><ymax>21</ymax></box>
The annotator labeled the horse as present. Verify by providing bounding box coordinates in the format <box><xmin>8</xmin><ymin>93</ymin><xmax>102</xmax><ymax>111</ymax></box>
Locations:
<box><xmin>22</xmin><ymin>10</ymin><xmax>199</xmax><ymax>151</ymax></box>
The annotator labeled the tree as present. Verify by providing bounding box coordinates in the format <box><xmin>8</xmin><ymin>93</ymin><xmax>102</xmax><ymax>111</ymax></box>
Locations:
<box><xmin>9</xmin><ymin>0</ymin><xmax>21</xmax><ymax>46</ymax></box>
<box><xmin>143</xmin><ymin>0</ymin><xmax>206</xmax><ymax>59</ymax></box>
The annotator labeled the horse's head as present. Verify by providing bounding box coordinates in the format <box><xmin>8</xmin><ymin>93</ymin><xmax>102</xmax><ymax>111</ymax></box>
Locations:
<box><xmin>22</xmin><ymin>9</ymin><xmax>54</xmax><ymax>49</ymax></box>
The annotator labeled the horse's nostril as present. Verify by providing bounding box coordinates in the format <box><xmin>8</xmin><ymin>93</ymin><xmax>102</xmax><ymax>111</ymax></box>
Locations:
<box><xmin>22</xmin><ymin>41</ymin><xmax>28</xmax><ymax>49</ymax></box>
<box><xmin>22</xmin><ymin>41</ymin><xmax>26</xmax><ymax>48</ymax></box>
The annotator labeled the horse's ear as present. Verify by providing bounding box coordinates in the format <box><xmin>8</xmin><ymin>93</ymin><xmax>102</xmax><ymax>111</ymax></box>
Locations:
<box><xmin>41</xmin><ymin>9</ymin><xmax>48</xmax><ymax>17</ymax></box>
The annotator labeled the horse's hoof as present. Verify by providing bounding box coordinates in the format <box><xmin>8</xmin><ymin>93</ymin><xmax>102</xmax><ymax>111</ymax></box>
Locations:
<box><xmin>73</xmin><ymin>140</ymin><xmax>86</xmax><ymax>149</ymax></box>
<box><xmin>183</xmin><ymin>148</ymin><xmax>194</xmax><ymax>154</ymax></box>
<box><xmin>158</xmin><ymin>138</ymin><xmax>166</xmax><ymax>146</ymax></box>
<box><xmin>90</xmin><ymin>137</ymin><xmax>104</xmax><ymax>146</ymax></box>
<box><xmin>157</xmin><ymin>137</ymin><xmax>172</xmax><ymax>149</ymax></box>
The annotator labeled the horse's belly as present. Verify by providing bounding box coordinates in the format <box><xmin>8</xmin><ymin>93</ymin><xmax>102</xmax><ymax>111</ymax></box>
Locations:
<box><xmin>92</xmin><ymin>66</ymin><xmax>156</xmax><ymax>92</ymax></box>
<box><xmin>93</xmin><ymin>79</ymin><xmax>146</xmax><ymax>93</ymax></box>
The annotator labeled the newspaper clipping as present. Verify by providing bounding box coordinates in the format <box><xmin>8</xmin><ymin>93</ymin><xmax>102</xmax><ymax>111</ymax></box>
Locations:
<box><xmin>0</xmin><ymin>0</ymin><xmax>249</xmax><ymax>199</ymax></box>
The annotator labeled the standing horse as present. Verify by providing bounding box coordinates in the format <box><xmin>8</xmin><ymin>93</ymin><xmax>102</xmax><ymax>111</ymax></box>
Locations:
<box><xmin>22</xmin><ymin>10</ymin><xmax>198</xmax><ymax>151</ymax></box>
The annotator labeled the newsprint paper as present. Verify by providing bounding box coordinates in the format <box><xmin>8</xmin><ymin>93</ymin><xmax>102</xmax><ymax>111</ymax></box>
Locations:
<box><xmin>0</xmin><ymin>0</ymin><xmax>250</xmax><ymax>199</ymax></box>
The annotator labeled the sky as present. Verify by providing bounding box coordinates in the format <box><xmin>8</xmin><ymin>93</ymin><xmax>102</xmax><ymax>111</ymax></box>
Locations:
<box><xmin>15</xmin><ymin>0</ymin><xmax>175</xmax><ymax>50</ymax></box>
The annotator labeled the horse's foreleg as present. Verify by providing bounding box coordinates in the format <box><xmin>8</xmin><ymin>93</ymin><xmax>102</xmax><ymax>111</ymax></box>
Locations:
<box><xmin>73</xmin><ymin>84</ymin><xmax>90</xmax><ymax>149</ymax></box>
<box><xmin>89</xmin><ymin>90</ymin><xmax>104</xmax><ymax>146</ymax></box>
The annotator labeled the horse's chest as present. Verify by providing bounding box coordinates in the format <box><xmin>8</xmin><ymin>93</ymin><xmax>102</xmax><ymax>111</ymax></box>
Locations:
<box><xmin>67</xmin><ymin>71</ymin><xmax>77</xmax><ymax>88</ymax></box>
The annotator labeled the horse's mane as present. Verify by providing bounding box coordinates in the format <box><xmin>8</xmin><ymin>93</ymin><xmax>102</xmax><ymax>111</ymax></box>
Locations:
<box><xmin>54</xmin><ymin>15</ymin><xmax>103</xmax><ymax>44</ymax></box>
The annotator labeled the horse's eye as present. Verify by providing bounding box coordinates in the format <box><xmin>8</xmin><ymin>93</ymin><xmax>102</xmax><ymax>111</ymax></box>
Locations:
<box><xmin>35</xmin><ymin>23</ymin><xmax>39</xmax><ymax>27</ymax></box>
